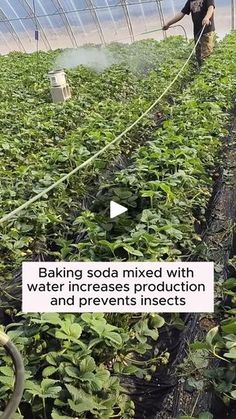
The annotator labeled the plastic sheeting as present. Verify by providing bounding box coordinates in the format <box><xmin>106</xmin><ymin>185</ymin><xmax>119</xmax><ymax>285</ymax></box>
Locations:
<box><xmin>0</xmin><ymin>1</ymin><xmax>235</xmax><ymax>54</ymax></box>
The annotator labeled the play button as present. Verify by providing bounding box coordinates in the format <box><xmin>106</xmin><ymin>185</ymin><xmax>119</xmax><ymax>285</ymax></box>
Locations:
<box><xmin>110</xmin><ymin>201</ymin><xmax>128</xmax><ymax>219</ymax></box>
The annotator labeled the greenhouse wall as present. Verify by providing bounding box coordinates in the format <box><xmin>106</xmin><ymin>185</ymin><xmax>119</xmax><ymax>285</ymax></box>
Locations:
<box><xmin>0</xmin><ymin>1</ymin><xmax>235</xmax><ymax>54</ymax></box>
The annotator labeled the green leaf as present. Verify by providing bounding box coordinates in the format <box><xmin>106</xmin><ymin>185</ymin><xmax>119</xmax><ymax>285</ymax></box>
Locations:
<box><xmin>42</xmin><ymin>366</ymin><xmax>57</xmax><ymax>377</ymax></box>
<box><xmin>65</xmin><ymin>384</ymin><xmax>81</xmax><ymax>402</ymax></box>
<box><xmin>41</xmin><ymin>379</ymin><xmax>62</xmax><ymax>398</ymax></box>
<box><xmin>0</xmin><ymin>376</ymin><xmax>14</xmax><ymax>387</ymax></box>
<box><xmin>25</xmin><ymin>380</ymin><xmax>42</xmax><ymax>395</ymax></box>
<box><xmin>80</xmin><ymin>356</ymin><xmax>96</xmax><ymax>373</ymax></box>
<box><xmin>190</xmin><ymin>341</ymin><xmax>209</xmax><ymax>351</ymax></box>
<box><xmin>149</xmin><ymin>314</ymin><xmax>165</xmax><ymax>328</ymax></box>
<box><xmin>223</xmin><ymin>347</ymin><xmax>236</xmax><ymax>359</ymax></box>
<box><xmin>79</xmin><ymin>372</ymin><xmax>95</xmax><ymax>382</ymax></box>
<box><xmin>221</xmin><ymin>318</ymin><xmax>236</xmax><ymax>334</ymax></box>
<box><xmin>187</xmin><ymin>377</ymin><xmax>205</xmax><ymax>391</ymax></box>
<box><xmin>191</xmin><ymin>350</ymin><xmax>209</xmax><ymax>369</ymax></box>
<box><xmin>0</xmin><ymin>366</ymin><xmax>14</xmax><ymax>377</ymax></box>
<box><xmin>46</xmin><ymin>353</ymin><xmax>58</xmax><ymax>366</ymax></box>
<box><xmin>121</xmin><ymin>244</ymin><xmax>143</xmax><ymax>257</ymax></box>
<box><xmin>69</xmin><ymin>323</ymin><xmax>82</xmax><ymax>338</ymax></box>
<box><xmin>68</xmin><ymin>393</ymin><xmax>106</xmax><ymax>413</ymax></box>
<box><xmin>135</xmin><ymin>319</ymin><xmax>159</xmax><ymax>341</ymax></box>
<box><xmin>206</xmin><ymin>326</ymin><xmax>219</xmax><ymax>346</ymax></box>
<box><xmin>230</xmin><ymin>390</ymin><xmax>236</xmax><ymax>399</ymax></box>
<box><xmin>55</xmin><ymin>331</ymin><xmax>69</xmax><ymax>340</ymax></box>
<box><xmin>223</xmin><ymin>278</ymin><xmax>236</xmax><ymax>290</ymax></box>
<box><xmin>41</xmin><ymin>313</ymin><xmax>61</xmax><ymax>325</ymax></box>
<box><xmin>103</xmin><ymin>331</ymin><xmax>123</xmax><ymax>347</ymax></box>
<box><xmin>92</xmin><ymin>369</ymin><xmax>110</xmax><ymax>391</ymax></box>
<box><xmin>51</xmin><ymin>409</ymin><xmax>74</xmax><ymax>419</ymax></box>
<box><xmin>12</xmin><ymin>414</ymin><xmax>24</xmax><ymax>419</ymax></box>
<box><xmin>65</xmin><ymin>366</ymin><xmax>80</xmax><ymax>378</ymax></box>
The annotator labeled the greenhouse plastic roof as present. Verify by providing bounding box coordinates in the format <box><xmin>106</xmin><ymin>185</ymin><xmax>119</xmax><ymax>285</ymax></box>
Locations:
<box><xmin>0</xmin><ymin>0</ymin><xmax>234</xmax><ymax>54</ymax></box>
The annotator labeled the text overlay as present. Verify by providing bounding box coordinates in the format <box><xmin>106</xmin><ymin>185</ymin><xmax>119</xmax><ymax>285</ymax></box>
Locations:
<box><xmin>22</xmin><ymin>262</ymin><xmax>214</xmax><ymax>313</ymax></box>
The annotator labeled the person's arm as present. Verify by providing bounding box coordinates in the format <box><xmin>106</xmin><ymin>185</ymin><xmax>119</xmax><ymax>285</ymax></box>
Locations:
<box><xmin>163</xmin><ymin>0</ymin><xmax>190</xmax><ymax>31</ymax></box>
<box><xmin>162</xmin><ymin>12</ymin><xmax>185</xmax><ymax>30</ymax></box>
<box><xmin>202</xmin><ymin>5</ymin><xmax>215</xmax><ymax>26</ymax></box>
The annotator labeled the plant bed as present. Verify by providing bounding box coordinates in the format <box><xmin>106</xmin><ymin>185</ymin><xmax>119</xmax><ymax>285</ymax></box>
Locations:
<box><xmin>45</xmin><ymin>32</ymin><xmax>236</xmax><ymax>419</ymax></box>
<box><xmin>0</xmin><ymin>37</ymin><xmax>194</xmax><ymax>283</ymax></box>
<box><xmin>1</xmin><ymin>32</ymin><xmax>236</xmax><ymax>419</ymax></box>
<box><xmin>0</xmin><ymin>37</ymin><xmax>198</xmax><ymax>419</ymax></box>
<box><xmin>160</xmin><ymin>112</ymin><xmax>236</xmax><ymax>419</ymax></box>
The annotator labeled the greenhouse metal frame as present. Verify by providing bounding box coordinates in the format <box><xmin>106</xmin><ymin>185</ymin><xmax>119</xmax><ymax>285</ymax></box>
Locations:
<box><xmin>0</xmin><ymin>1</ymin><xmax>235</xmax><ymax>54</ymax></box>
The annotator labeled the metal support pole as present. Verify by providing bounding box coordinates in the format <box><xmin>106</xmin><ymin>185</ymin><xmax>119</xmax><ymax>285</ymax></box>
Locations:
<box><xmin>20</xmin><ymin>0</ymin><xmax>52</xmax><ymax>50</ymax></box>
<box><xmin>121</xmin><ymin>0</ymin><xmax>135</xmax><ymax>42</ymax></box>
<box><xmin>105</xmin><ymin>0</ymin><xmax>118</xmax><ymax>34</ymax></box>
<box><xmin>232</xmin><ymin>0</ymin><xmax>235</xmax><ymax>30</ymax></box>
<box><xmin>0</xmin><ymin>28</ymin><xmax>12</xmax><ymax>52</ymax></box>
<box><xmin>138</xmin><ymin>0</ymin><xmax>148</xmax><ymax>32</ymax></box>
<box><xmin>155</xmin><ymin>0</ymin><xmax>166</xmax><ymax>39</ymax></box>
<box><xmin>86</xmin><ymin>0</ymin><xmax>106</xmax><ymax>45</ymax></box>
<box><xmin>51</xmin><ymin>0</ymin><xmax>79</xmax><ymax>47</ymax></box>
<box><xmin>6</xmin><ymin>0</ymin><xmax>33</xmax><ymax>45</ymax></box>
<box><xmin>0</xmin><ymin>9</ymin><xmax>26</xmax><ymax>52</ymax></box>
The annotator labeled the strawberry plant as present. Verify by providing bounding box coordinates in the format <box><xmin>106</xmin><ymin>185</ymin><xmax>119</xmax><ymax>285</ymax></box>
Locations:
<box><xmin>180</xmin><ymin>270</ymin><xmax>236</xmax><ymax>403</ymax></box>
<box><xmin>0</xmin><ymin>312</ymin><xmax>166</xmax><ymax>418</ymax></box>
<box><xmin>71</xmin><ymin>32</ymin><xmax>236</xmax><ymax>263</ymax></box>
<box><xmin>0</xmin><ymin>37</ymin><xmax>194</xmax><ymax>280</ymax></box>
<box><xmin>1</xmin><ymin>31</ymin><xmax>236</xmax><ymax>418</ymax></box>
<box><xmin>0</xmin><ymin>36</ymin><xmax>195</xmax><ymax>418</ymax></box>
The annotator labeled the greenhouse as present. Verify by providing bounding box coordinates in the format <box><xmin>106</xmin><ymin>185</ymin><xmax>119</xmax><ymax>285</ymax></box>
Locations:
<box><xmin>0</xmin><ymin>1</ymin><xmax>236</xmax><ymax>419</ymax></box>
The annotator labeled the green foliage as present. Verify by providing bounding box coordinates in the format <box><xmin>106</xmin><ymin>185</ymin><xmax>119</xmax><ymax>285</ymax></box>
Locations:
<box><xmin>0</xmin><ymin>37</ymin><xmax>192</xmax><ymax>417</ymax></box>
<box><xmin>1</xmin><ymin>31</ymin><xmax>236</xmax><ymax>418</ymax></box>
<box><xmin>67</xmin><ymin>33</ymin><xmax>236</xmax><ymax>263</ymax></box>
<box><xmin>0</xmin><ymin>313</ymin><xmax>165</xmax><ymax>417</ymax></box>
<box><xmin>181</xmin><ymin>273</ymin><xmax>236</xmax><ymax>406</ymax></box>
<box><xmin>0</xmin><ymin>37</ymin><xmax>192</xmax><ymax>279</ymax></box>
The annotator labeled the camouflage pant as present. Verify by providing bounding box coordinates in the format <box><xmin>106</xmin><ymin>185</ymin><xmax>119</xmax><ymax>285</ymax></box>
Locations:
<box><xmin>195</xmin><ymin>31</ymin><xmax>215</xmax><ymax>65</ymax></box>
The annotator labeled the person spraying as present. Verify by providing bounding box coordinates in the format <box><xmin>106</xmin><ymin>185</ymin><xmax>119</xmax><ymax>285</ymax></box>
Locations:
<box><xmin>163</xmin><ymin>0</ymin><xmax>215</xmax><ymax>65</ymax></box>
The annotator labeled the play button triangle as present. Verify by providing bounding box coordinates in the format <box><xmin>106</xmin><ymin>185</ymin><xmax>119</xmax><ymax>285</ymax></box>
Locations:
<box><xmin>110</xmin><ymin>201</ymin><xmax>128</xmax><ymax>219</ymax></box>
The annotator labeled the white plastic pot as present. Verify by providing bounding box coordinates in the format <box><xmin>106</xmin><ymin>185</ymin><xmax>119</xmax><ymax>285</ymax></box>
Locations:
<box><xmin>48</xmin><ymin>69</ymin><xmax>66</xmax><ymax>87</ymax></box>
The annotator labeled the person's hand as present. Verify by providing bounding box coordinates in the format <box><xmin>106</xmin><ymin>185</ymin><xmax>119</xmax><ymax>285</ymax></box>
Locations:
<box><xmin>162</xmin><ymin>24</ymin><xmax>170</xmax><ymax>31</ymax></box>
<box><xmin>202</xmin><ymin>17</ymin><xmax>211</xmax><ymax>26</ymax></box>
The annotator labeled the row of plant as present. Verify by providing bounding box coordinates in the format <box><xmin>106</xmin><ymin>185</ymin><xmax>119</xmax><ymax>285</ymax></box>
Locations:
<box><xmin>0</xmin><ymin>37</ymin><xmax>194</xmax><ymax>280</ymax></box>
<box><xmin>0</xmin><ymin>36</ymin><xmax>198</xmax><ymax>418</ymax></box>
<box><xmin>0</xmin><ymin>33</ymin><xmax>236</xmax><ymax>418</ymax></box>
<box><xmin>70</xmin><ymin>31</ymin><xmax>236</xmax><ymax>261</ymax></box>
<box><xmin>74</xmin><ymin>31</ymin><xmax>236</xmax><ymax>417</ymax></box>
<box><xmin>178</xmin><ymin>267</ymin><xmax>236</xmax><ymax>419</ymax></box>
<box><xmin>48</xmin><ymin>31</ymin><xmax>236</xmax><ymax>415</ymax></box>
<box><xmin>57</xmin><ymin>30</ymin><xmax>236</xmax><ymax>264</ymax></box>
<box><xmin>0</xmin><ymin>312</ymin><xmax>168</xmax><ymax>419</ymax></box>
